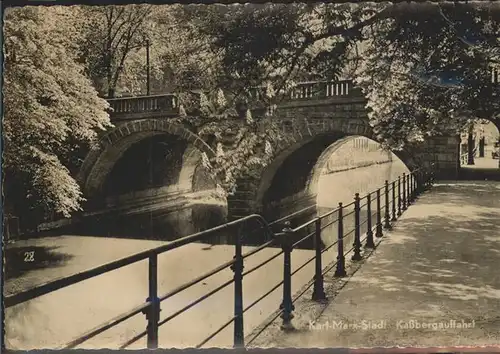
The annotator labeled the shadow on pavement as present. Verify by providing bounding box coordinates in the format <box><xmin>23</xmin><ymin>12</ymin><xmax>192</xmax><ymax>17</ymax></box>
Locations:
<box><xmin>251</xmin><ymin>181</ymin><xmax>500</xmax><ymax>348</ymax></box>
<box><xmin>333</xmin><ymin>183</ymin><xmax>500</xmax><ymax>334</ymax></box>
<box><xmin>458</xmin><ymin>167</ymin><xmax>500</xmax><ymax>181</ymax></box>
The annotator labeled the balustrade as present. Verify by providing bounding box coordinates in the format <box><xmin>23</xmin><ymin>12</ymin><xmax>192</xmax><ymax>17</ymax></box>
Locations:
<box><xmin>107</xmin><ymin>80</ymin><xmax>361</xmax><ymax>121</ymax></box>
<box><xmin>106</xmin><ymin>73</ymin><xmax>496</xmax><ymax>121</ymax></box>
<box><xmin>290</xmin><ymin>80</ymin><xmax>353</xmax><ymax>100</ymax></box>
<box><xmin>107</xmin><ymin>94</ymin><xmax>179</xmax><ymax>119</ymax></box>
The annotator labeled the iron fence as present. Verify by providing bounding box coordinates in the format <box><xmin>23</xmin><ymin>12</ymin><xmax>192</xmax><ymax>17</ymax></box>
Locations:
<box><xmin>5</xmin><ymin>165</ymin><xmax>435</xmax><ymax>349</ymax></box>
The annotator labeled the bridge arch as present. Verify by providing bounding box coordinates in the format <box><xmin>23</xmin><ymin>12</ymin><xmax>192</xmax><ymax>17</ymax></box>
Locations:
<box><xmin>78</xmin><ymin>118</ymin><xmax>215</xmax><ymax>200</ymax></box>
<box><xmin>228</xmin><ymin>117</ymin><xmax>419</xmax><ymax>221</ymax></box>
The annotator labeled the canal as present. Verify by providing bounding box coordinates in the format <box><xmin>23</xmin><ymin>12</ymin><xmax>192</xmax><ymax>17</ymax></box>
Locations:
<box><xmin>55</xmin><ymin>137</ymin><xmax>409</xmax><ymax>248</ymax></box>
<box><xmin>5</xmin><ymin>137</ymin><xmax>411</xmax><ymax>350</ymax></box>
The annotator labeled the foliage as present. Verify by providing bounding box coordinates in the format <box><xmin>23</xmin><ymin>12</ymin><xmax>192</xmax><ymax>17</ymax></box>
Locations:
<box><xmin>169</xmin><ymin>90</ymin><xmax>285</xmax><ymax>196</ymax></box>
<box><xmin>196</xmin><ymin>2</ymin><xmax>499</xmax><ymax>151</ymax></box>
<box><xmin>354</xmin><ymin>2</ymin><xmax>500</xmax><ymax>149</ymax></box>
<box><xmin>7</xmin><ymin>2</ymin><xmax>500</xmax><ymax>218</ymax></box>
<box><xmin>77</xmin><ymin>4</ymin><xmax>153</xmax><ymax>97</ymax></box>
<box><xmin>3</xmin><ymin>6</ymin><xmax>111</xmax><ymax>221</ymax></box>
<box><xmin>87</xmin><ymin>4</ymin><xmax>223</xmax><ymax>97</ymax></box>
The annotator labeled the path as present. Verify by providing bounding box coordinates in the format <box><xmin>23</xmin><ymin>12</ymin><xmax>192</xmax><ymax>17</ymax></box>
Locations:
<box><xmin>250</xmin><ymin>181</ymin><xmax>500</xmax><ymax>348</ymax></box>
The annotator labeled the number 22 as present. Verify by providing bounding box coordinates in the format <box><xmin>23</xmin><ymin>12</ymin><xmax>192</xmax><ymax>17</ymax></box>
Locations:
<box><xmin>24</xmin><ymin>251</ymin><xmax>35</xmax><ymax>262</ymax></box>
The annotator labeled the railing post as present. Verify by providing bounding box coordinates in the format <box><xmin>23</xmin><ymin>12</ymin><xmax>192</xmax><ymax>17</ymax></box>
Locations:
<box><xmin>409</xmin><ymin>173</ymin><xmax>413</xmax><ymax>203</ymax></box>
<box><xmin>408</xmin><ymin>172</ymin><xmax>415</xmax><ymax>205</ymax></box>
<box><xmin>375</xmin><ymin>189</ymin><xmax>383</xmax><ymax>238</ymax></box>
<box><xmin>145</xmin><ymin>254</ymin><xmax>160</xmax><ymax>349</ymax></box>
<box><xmin>334</xmin><ymin>203</ymin><xmax>347</xmax><ymax>277</ymax></box>
<box><xmin>417</xmin><ymin>170</ymin><xmax>421</xmax><ymax>194</ymax></box>
<box><xmin>391</xmin><ymin>181</ymin><xmax>397</xmax><ymax>221</ymax></box>
<box><xmin>427</xmin><ymin>167</ymin><xmax>433</xmax><ymax>188</ymax></box>
<box><xmin>280</xmin><ymin>221</ymin><xmax>295</xmax><ymax>331</ymax></box>
<box><xmin>365</xmin><ymin>193</ymin><xmax>375</xmax><ymax>248</ymax></box>
<box><xmin>421</xmin><ymin>170</ymin><xmax>427</xmax><ymax>192</ymax></box>
<box><xmin>422</xmin><ymin>170</ymin><xmax>428</xmax><ymax>190</ymax></box>
<box><xmin>352</xmin><ymin>193</ymin><xmax>363</xmax><ymax>261</ymax></box>
<box><xmin>384</xmin><ymin>180</ymin><xmax>391</xmax><ymax>229</ymax></box>
<box><xmin>397</xmin><ymin>176</ymin><xmax>402</xmax><ymax>216</ymax></box>
<box><xmin>231</xmin><ymin>227</ymin><xmax>244</xmax><ymax>347</ymax></box>
<box><xmin>415</xmin><ymin>170</ymin><xmax>420</xmax><ymax>199</ymax></box>
<box><xmin>416</xmin><ymin>170</ymin><xmax>423</xmax><ymax>195</ymax></box>
<box><xmin>402</xmin><ymin>173</ymin><xmax>407</xmax><ymax>211</ymax></box>
<box><xmin>312</xmin><ymin>218</ymin><xmax>327</xmax><ymax>301</ymax></box>
<box><xmin>407</xmin><ymin>173</ymin><xmax>410</xmax><ymax>206</ymax></box>
<box><xmin>429</xmin><ymin>166</ymin><xmax>436</xmax><ymax>186</ymax></box>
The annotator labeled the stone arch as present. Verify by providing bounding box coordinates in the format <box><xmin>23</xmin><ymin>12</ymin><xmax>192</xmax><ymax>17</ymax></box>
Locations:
<box><xmin>228</xmin><ymin>117</ymin><xmax>418</xmax><ymax>221</ymax></box>
<box><xmin>77</xmin><ymin>118</ymin><xmax>215</xmax><ymax>200</ymax></box>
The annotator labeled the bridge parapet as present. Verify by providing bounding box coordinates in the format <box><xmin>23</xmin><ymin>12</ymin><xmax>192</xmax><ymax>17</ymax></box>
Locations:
<box><xmin>107</xmin><ymin>80</ymin><xmax>365</xmax><ymax>121</ymax></box>
<box><xmin>291</xmin><ymin>80</ymin><xmax>361</xmax><ymax>100</ymax></box>
<box><xmin>249</xmin><ymin>79</ymin><xmax>362</xmax><ymax>101</ymax></box>
<box><xmin>107</xmin><ymin>94</ymin><xmax>180</xmax><ymax>120</ymax></box>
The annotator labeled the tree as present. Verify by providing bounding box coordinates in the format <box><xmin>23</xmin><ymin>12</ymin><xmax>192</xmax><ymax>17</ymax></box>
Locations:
<box><xmin>114</xmin><ymin>5</ymin><xmax>223</xmax><ymax>96</ymax></box>
<box><xmin>77</xmin><ymin>4</ymin><xmax>153</xmax><ymax>98</ymax></box>
<box><xmin>3</xmin><ymin>6</ymin><xmax>112</xmax><ymax>226</ymax></box>
<box><xmin>165</xmin><ymin>88</ymin><xmax>285</xmax><ymax>197</ymax></box>
<box><xmin>191</xmin><ymin>2</ymin><xmax>499</xmax><ymax>150</ymax></box>
<box><xmin>354</xmin><ymin>2</ymin><xmax>500</xmax><ymax>149</ymax></box>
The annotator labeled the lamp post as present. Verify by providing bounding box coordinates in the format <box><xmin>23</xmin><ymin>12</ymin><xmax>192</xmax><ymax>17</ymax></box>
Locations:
<box><xmin>144</xmin><ymin>37</ymin><xmax>151</xmax><ymax>96</ymax></box>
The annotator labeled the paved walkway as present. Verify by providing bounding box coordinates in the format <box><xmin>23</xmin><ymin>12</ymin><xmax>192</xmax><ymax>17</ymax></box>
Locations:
<box><xmin>250</xmin><ymin>181</ymin><xmax>500</xmax><ymax>348</ymax></box>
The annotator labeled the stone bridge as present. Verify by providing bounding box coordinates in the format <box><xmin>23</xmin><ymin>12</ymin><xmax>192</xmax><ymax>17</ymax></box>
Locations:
<box><xmin>73</xmin><ymin>80</ymin><xmax>473</xmax><ymax>226</ymax></box>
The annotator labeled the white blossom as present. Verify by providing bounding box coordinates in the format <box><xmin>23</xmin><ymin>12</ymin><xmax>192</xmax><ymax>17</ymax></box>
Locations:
<box><xmin>265</xmin><ymin>82</ymin><xmax>275</xmax><ymax>99</ymax></box>
<box><xmin>199</xmin><ymin>92</ymin><xmax>210</xmax><ymax>112</ymax></box>
<box><xmin>215</xmin><ymin>88</ymin><xmax>227</xmax><ymax>109</ymax></box>
<box><xmin>264</xmin><ymin>140</ymin><xmax>273</xmax><ymax>155</ymax></box>
<box><xmin>216</xmin><ymin>142</ymin><xmax>225</xmax><ymax>158</ymax></box>
<box><xmin>245</xmin><ymin>109</ymin><xmax>254</xmax><ymax>124</ymax></box>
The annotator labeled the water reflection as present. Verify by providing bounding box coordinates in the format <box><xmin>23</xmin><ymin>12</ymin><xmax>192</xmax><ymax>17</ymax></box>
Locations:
<box><xmin>316</xmin><ymin>154</ymin><xmax>409</xmax><ymax>247</ymax></box>
<box><xmin>61</xmin><ymin>137</ymin><xmax>408</xmax><ymax>251</ymax></box>
<box><xmin>243</xmin><ymin>154</ymin><xmax>409</xmax><ymax>249</ymax></box>
<box><xmin>67</xmin><ymin>200</ymin><xmax>228</xmax><ymax>242</ymax></box>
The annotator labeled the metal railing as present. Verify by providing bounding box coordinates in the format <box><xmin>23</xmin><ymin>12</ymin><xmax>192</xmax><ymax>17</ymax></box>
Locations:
<box><xmin>5</xmin><ymin>165</ymin><xmax>435</xmax><ymax>349</ymax></box>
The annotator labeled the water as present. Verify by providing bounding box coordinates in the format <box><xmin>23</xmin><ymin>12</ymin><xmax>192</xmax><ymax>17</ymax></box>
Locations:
<box><xmin>58</xmin><ymin>138</ymin><xmax>409</xmax><ymax>249</ymax></box>
<box><xmin>316</xmin><ymin>155</ymin><xmax>409</xmax><ymax>248</ymax></box>
<box><xmin>60</xmin><ymin>199</ymin><xmax>228</xmax><ymax>243</ymax></box>
<box><xmin>266</xmin><ymin>137</ymin><xmax>409</xmax><ymax>249</ymax></box>
<box><xmin>5</xmin><ymin>139</ymin><xmax>412</xmax><ymax>350</ymax></box>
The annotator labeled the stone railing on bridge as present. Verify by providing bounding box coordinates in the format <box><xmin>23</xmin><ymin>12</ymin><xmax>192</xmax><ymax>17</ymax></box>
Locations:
<box><xmin>107</xmin><ymin>93</ymin><xmax>180</xmax><ymax>120</ymax></box>
<box><xmin>107</xmin><ymin>79</ymin><xmax>364</xmax><ymax>121</ymax></box>
<box><xmin>250</xmin><ymin>79</ymin><xmax>361</xmax><ymax>101</ymax></box>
